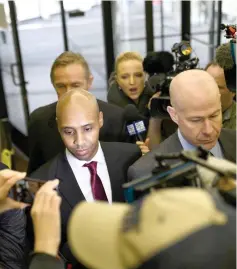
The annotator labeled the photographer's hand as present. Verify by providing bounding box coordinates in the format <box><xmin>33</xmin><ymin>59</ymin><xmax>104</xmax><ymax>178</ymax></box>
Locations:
<box><xmin>147</xmin><ymin>91</ymin><xmax>163</xmax><ymax>148</ymax></box>
<box><xmin>31</xmin><ymin>179</ymin><xmax>61</xmax><ymax>257</ymax></box>
<box><xmin>148</xmin><ymin>91</ymin><xmax>162</xmax><ymax>110</ymax></box>
<box><xmin>0</xmin><ymin>169</ymin><xmax>27</xmax><ymax>214</ymax></box>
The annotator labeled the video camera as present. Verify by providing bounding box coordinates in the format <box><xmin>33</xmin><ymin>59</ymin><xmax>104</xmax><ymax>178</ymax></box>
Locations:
<box><xmin>123</xmin><ymin>147</ymin><xmax>236</xmax><ymax>207</ymax></box>
<box><xmin>143</xmin><ymin>41</ymin><xmax>199</xmax><ymax>118</ymax></box>
<box><xmin>220</xmin><ymin>24</ymin><xmax>236</xmax><ymax>42</ymax></box>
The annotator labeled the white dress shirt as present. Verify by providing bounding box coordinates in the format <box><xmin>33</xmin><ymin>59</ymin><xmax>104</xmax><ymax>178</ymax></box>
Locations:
<box><xmin>66</xmin><ymin>143</ymin><xmax>112</xmax><ymax>203</ymax></box>
<box><xmin>177</xmin><ymin>129</ymin><xmax>224</xmax><ymax>158</ymax></box>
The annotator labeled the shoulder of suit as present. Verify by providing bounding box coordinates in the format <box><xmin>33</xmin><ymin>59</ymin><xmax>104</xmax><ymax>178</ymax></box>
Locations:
<box><xmin>101</xmin><ymin>141</ymin><xmax>141</xmax><ymax>154</ymax></box>
<box><xmin>221</xmin><ymin>128</ymin><xmax>236</xmax><ymax>137</ymax></box>
<box><xmin>29</xmin><ymin>102</ymin><xmax>57</xmax><ymax>123</ymax></box>
<box><xmin>97</xmin><ymin>98</ymin><xmax>124</xmax><ymax>114</ymax></box>
<box><xmin>130</xmin><ymin>132</ymin><xmax>179</xmax><ymax>169</ymax></box>
<box><xmin>29</xmin><ymin>153</ymin><xmax>60</xmax><ymax>178</ymax></box>
<box><xmin>154</xmin><ymin>132</ymin><xmax>179</xmax><ymax>152</ymax></box>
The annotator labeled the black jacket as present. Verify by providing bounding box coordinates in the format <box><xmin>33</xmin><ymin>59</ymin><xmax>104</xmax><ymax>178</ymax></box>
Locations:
<box><xmin>0</xmin><ymin>210</ymin><xmax>27</xmax><ymax>269</ymax></box>
<box><xmin>107</xmin><ymin>82</ymin><xmax>153</xmax><ymax>117</ymax></box>
<box><xmin>27</xmin><ymin>99</ymin><xmax>131</xmax><ymax>174</ymax></box>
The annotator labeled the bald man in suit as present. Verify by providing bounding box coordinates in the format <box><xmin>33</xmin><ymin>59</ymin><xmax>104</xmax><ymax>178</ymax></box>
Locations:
<box><xmin>128</xmin><ymin>69</ymin><xmax>236</xmax><ymax>182</ymax></box>
<box><xmin>30</xmin><ymin>89</ymin><xmax>141</xmax><ymax>268</ymax></box>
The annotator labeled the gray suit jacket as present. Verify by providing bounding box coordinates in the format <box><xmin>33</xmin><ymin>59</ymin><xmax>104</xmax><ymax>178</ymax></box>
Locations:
<box><xmin>128</xmin><ymin>128</ymin><xmax>236</xmax><ymax>181</ymax></box>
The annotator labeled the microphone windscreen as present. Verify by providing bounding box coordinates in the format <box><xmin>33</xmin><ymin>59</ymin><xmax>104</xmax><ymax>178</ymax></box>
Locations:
<box><xmin>215</xmin><ymin>42</ymin><xmax>235</xmax><ymax>70</ymax></box>
<box><xmin>143</xmin><ymin>51</ymin><xmax>174</xmax><ymax>75</ymax></box>
<box><xmin>215</xmin><ymin>42</ymin><xmax>236</xmax><ymax>92</ymax></box>
<box><xmin>123</xmin><ymin>104</ymin><xmax>147</xmax><ymax>123</ymax></box>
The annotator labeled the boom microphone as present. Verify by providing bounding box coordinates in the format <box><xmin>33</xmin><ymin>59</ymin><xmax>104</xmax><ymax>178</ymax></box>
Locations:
<box><xmin>215</xmin><ymin>42</ymin><xmax>236</xmax><ymax>92</ymax></box>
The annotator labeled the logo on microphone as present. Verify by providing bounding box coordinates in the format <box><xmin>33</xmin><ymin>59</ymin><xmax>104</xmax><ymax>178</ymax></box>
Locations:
<box><xmin>126</xmin><ymin>120</ymin><xmax>146</xmax><ymax>136</ymax></box>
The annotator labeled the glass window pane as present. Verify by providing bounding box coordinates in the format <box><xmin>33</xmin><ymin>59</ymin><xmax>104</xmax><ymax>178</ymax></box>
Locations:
<box><xmin>153</xmin><ymin>1</ymin><xmax>181</xmax><ymax>51</ymax></box>
<box><xmin>0</xmin><ymin>1</ymin><xmax>28</xmax><ymax>135</ymax></box>
<box><xmin>67</xmin><ymin>1</ymin><xmax>107</xmax><ymax>100</ymax></box>
<box><xmin>113</xmin><ymin>0</ymin><xmax>146</xmax><ymax>57</ymax></box>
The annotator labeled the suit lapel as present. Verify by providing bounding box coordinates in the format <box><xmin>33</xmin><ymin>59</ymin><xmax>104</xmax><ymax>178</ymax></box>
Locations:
<box><xmin>101</xmin><ymin>142</ymin><xmax>125</xmax><ymax>202</ymax></box>
<box><xmin>165</xmin><ymin>132</ymin><xmax>183</xmax><ymax>166</ymax></box>
<box><xmin>55</xmin><ymin>153</ymin><xmax>85</xmax><ymax>208</ymax></box>
<box><xmin>219</xmin><ymin>131</ymin><xmax>236</xmax><ymax>162</ymax></box>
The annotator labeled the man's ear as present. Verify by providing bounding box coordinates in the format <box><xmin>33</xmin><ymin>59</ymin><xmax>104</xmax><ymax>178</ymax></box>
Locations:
<box><xmin>88</xmin><ymin>74</ymin><xmax>94</xmax><ymax>90</ymax></box>
<box><xmin>99</xmin><ymin>111</ymin><xmax>104</xmax><ymax>128</ymax></box>
<box><xmin>167</xmin><ymin>106</ymin><xmax>178</xmax><ymax>124</ymax></box>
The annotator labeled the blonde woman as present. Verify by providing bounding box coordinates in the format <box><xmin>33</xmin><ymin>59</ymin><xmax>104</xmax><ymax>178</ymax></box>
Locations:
<box><xmin>107</xmin><ymin>52</ymin><xmax>153</xmax><ymax>117</ymax></box>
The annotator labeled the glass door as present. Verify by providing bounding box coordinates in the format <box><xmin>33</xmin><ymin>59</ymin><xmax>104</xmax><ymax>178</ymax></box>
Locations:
<box><xmin>0</xmin><ymin>1</ymin><xmax>29</xmax><ymax>135</ymax></box>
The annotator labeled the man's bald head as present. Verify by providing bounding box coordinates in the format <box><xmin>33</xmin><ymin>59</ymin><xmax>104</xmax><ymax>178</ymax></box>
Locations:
<box><xmin>56</xmin><ymin>88</ymin><xmax>99</xmax><ymax>123</ymax></box>
<box><xmin>167</xmin><ymin>69</ymin><xmax>222</xmax><ymax>151</ymax></box>
<box><xmin>56</xmin><ymin>89</ymin><xmax>103</xmax><ymax>161</ymax></box>
<box><xmin>169</xmin><ymin>69</ymin><xmax>220</xmax><ymax>111</ymax></box>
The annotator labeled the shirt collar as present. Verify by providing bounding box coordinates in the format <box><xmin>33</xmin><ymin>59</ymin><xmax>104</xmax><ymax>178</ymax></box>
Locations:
<box><xmin>178</xmin><ymin>129</ymin><xmax>196</xmax><ymax>151</ymax></box>
<box><xmin>66</xmin><ymin>142</ymin><xmax>105</xmax><ymax>167</ymax></box>
<box><xmin>177</xmin><ymin>129</ymin><xmax>221</xmax><ymax>156</ymax></box>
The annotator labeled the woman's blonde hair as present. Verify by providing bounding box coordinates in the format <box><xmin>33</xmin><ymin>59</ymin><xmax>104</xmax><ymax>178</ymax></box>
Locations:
<box><xmin>109</xmin><ymin>52</ymin><xmax>143</xmax><ymax>87</ymax></box>
<box><xmin>115</xmin><ymin>51</ymin><xmax>143</xmax><ymax>73</ymax></box>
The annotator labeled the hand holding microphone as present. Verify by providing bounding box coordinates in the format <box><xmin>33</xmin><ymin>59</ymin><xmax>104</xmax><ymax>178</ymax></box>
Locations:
<box><xmin>136</xmin><ymin>138</ymin><xmax>150</xmax><ymax>155</ymax></box>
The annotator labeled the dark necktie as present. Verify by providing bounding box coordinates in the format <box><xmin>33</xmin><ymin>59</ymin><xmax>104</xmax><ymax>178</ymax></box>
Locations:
<box><xmin>83</xmin><ymin>161</ymin><xmax>108</xmax><ymax>201</ymax></box>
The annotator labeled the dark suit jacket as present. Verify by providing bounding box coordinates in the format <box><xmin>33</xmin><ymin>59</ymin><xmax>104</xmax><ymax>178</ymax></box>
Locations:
<box><xmin>0</xmin><ymin>162</ymin><xmax>7</xmax><ymax>170</ymax></box>
<box><xmin>128</xmin><ymin>128</ymin><xmax>236</xmax><ymax>182</ymax></box>
<box><xmin>30</xmin><ymin>142</ymin><xmax>141</xmax><ymax>268</ymax></box>
<box><xmin>28</xmin><ymin>100</ymin><xmax>129</xmax><ymax>174</ymax></box>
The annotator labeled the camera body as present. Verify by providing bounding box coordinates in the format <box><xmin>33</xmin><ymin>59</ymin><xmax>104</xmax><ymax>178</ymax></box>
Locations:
<box><xmin>143</xmin><ymin>41</ymin><xmax>199</xmax><ymax>118</ymax></box>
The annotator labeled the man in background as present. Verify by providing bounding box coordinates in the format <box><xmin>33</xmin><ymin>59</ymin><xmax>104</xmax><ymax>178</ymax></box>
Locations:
<box><xmin>206</xmin><ymin>61</ymin><xmax>236</xmax><ymax>129</ymax></box>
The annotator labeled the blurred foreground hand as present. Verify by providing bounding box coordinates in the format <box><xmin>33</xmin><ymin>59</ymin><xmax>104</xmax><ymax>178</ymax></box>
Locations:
<box><xmin>0</xmin><ymin>169</ymin><xmax>27</xmax><ymax>214</ymax></box>
<box><xmin>31</xmin><ymin>179</ymin><xmax>62</xmax><ymax>257</ymax></box>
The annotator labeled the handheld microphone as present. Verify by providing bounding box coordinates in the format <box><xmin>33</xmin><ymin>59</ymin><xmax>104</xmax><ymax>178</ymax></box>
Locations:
<box><xmin>124</xmin><ymin>104</ymin><xmax>147</xmax><ymax>141</ymax></box>
<box><xmin>215</xmin><ymin>42</ymin><xmax>236</xmax><ymax>92</ymax></box>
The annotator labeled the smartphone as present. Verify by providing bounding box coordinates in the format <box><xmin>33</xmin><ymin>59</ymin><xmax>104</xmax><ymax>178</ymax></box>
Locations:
<box><xmin>13</xmin><ymin>177</ymin><xmax>47</xmax><ymax>203</ymax></box>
